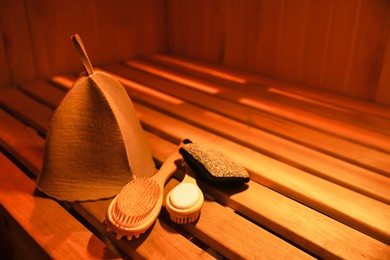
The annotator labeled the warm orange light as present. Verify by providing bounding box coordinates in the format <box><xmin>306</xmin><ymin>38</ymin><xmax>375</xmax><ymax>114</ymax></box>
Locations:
<box><xmin>125</xmin><ymin>61</ymin><xmax>220</xmax><ymax>94</ymax></box>
<box><xmin>98</xmin><ymin>69</ymin><xmax>184</xmax><ymax>105</ymax></box>
<box><xmin>50</xmin><ymin>75</ymin><xmax>74</xmax><ymax>89</ymax></box>
<box><xmin>267</xmin><ymin>87</ymin><xmax>350</xmax><ymax>112</ymax></box>
<box><xmin>152</xmin><ymin>54</ymin><xmax>247</xmax><ymax>84</ymax></box>
<box><xmin>239</xmin><ymin>98</ymin><xmax>277</xmax><ymax>112</ymax></box>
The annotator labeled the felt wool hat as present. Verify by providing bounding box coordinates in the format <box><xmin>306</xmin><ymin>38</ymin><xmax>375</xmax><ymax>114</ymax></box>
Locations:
<box><xmin>37</xmin><ymin>34</ymin><xmax>156</xmax><ymax>201</ymax></box>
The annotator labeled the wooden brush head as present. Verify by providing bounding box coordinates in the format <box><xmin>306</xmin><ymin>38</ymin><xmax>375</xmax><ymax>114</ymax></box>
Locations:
<box><xmin>111</xmin><ymin>178</ymin><xmax>160</xmax><ymax>228</ymax></box>
<box><xmin>165</xmin><ymin>182</ymin><xmax>203</xmax><ymax>224</ymax></box>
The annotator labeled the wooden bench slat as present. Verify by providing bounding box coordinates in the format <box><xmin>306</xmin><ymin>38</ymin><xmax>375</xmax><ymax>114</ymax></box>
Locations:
<box><xmin>1</xmin><ymin>93</ymin><xmax>388</xmax><ymax>260</ymax></box>
<box><xmin>17</xmin><ymin>76</ymin><xmax>390</xmax><ymax>245</ymax></box>
<box><xmin>130</xmin><ymin>58</ymin><xmax>390</xmax><ymax>136</ymax></box>
<box><xmin>124</xmin><ymin>58</ymin><xmax>390</xmax><ymax>153</ymax></box>
<box><xmin>105</xmin><ymin>63</ymin><xmax>390</xmax><ymax>172</ymax></box>
<box><xmin>147</xmin><ymin>134</ymin><xmax>390</xmax><ymax>259</ymax></box>
<box><xmin>106</xmin><ymin>62</ymin><xmax>390</xmax><ymax>167</ymax></box>
<box><xmin>98</xmin><ymin>67</ymin><xmax>390</xmax><ymax>204</ymax></box>
<box><xmin>0</xmin><ymin>108</ymin><xmax>43</xmax><ymax>175</ymax></box>
<box><xmin>0</xmin><ymin>153</ymin><xmax>119</xmax><ymax>259</ymax></box>
<box><xmin>0</xmin><ymin>87</ymin><xmax>51</xmax><ymax>135</ymax></box>
<box><xmin>132</xmin><ymin>102</ymin><xmax>390</xmax><ymax>244</ymax></box>
<box><xmin>19</xmin><ymin>81</ymin><xmax>65</xmax><ymax>109</ymax></box>
<box><xmin>0</xmin><ymin>92</ymin><xmax>216</xmax><ymax>259</ymax></box>
<box><xmin>150</xmin><ymin>54</ymin><xmax>390</xmax><ymax>120</ymax></box>
<box><xmin>151</xmin><ymin>135</ymin><xmax>314</xmax><ymax>259</ymax></box>
<box><xmin>71</xmin><ymin>200</ymin><xmax>214</xmax><ymax>260</ymax></box>
<box><xmin>2</xmin><ymin>78</ymin><xmax>390</xmax><ymax>258</ymax></box>
<box><xmin>0</xmin><ymin>88</ymin><xmax>312</xmax><ymax>259</ymax></box>
<box><xmin>74</xmin><ymin>180</ymin><xmax>312</xmax><ymax>260</ymax></box>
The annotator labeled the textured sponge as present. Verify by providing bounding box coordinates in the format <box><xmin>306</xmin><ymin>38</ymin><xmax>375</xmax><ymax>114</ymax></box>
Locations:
<box><xmin>179</xmin><ymin>139</ymin><xmax>250</xmax><ymax>186</ymax></box>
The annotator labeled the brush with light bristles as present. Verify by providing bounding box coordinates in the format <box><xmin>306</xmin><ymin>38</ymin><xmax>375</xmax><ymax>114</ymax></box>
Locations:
<box><xmin>179</xmin><ymin>139</ymin><xmax>250</xmax><ymax>187</ymax></box>
<box><xmin>106</xmin><ymin>144</ymin><xmax>183</xmax><ymax>240</ymax></box>
<box><xmin>166</xmin><ymin>164</ymin><xmax>204</xmax><ymax>224</ymax></box>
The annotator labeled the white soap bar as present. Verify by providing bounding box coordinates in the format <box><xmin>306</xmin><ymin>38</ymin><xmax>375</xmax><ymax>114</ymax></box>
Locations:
<box><xmin>169</xmin><ymin>183</ymin><xmax>200</xmax><ymax>209</ymax></box>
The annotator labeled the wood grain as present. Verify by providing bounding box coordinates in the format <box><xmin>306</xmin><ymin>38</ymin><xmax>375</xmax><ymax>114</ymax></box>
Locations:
<box><xmin>0</xmin><ymin>153</ymin><xmax>119</xmax><ymax>259</ymax></box>
<box><xmin>0</xmin><ymin>26</ymin><xmax>11</xmax><ymax>87</ymax></box>
<box><xmin>0</xmin><ymin>109</ymin><xmax>44</xmax><ymax>175</ymax></box>
<box><xmin>118</xmin><ymin>61</ymin><xmax>390</xmax><ymax>172</ymax></box>
<box><xmin>166</xmin><ymin>0</ymin><xmax>225</xmax><ymax>62</ymax></box>
<box><xmin>103</xmin><ymin>64</ymin><xmax>390</xmax><ymax>205</ymax></box>
<box><xmin>2</xmin><ymin>84</ymin><xmax>389</xmax><ymax>258</ymax></box>
<box><xmin>0</xmin><ymin>87</ymin><xmax>312</xmax><ymax>259</ymax></box>
<box><xmin>23</xmin><ymin>0</ymin><xmax>165</xmax><ymax>78</ymax></box>
<box><xmin>166</xmin><ymin>0</ymin><xmax>390</xmax><ymax>104</ymax></box>
<box><xmin>147</xmin><ymin>54</ymin><xmax>390</xmax><ymax>151</ymax></box>
<box><xmin>1</xmin><ymin>0</ymin><xmax>390</xmax><ymax>103</ymax></box>
<box><xmin>45</xmin><ymin>74</ymin><xmax>390</xmax><ymax>246</ymax></box>
<box><xmin>4</xmin><ymin>70</ymin><xmax>390</xmax><ymax>247</ymax></box>
<box><xmin>132</xmin><ymin>102</ymin><xmax>390</xmax><ymax>244</ymax></box>
<box><xmin>0</xmin><ymin>0</ymin><xmax>37</xmax><ymax>85</ymax></box>
<box><xmin>376</xmin><ymin>6</ymin><xmax>390</xmax><ymax>105</ymax></box>
<box><xmin>0</xmin><ymin>88</ymin><xmax>52</xmax><ymax>135</ymax></box>
<box><xmin>151</xmin><ymin>54</ymin><xmax>390</xmax><ymax>119</ymax></box>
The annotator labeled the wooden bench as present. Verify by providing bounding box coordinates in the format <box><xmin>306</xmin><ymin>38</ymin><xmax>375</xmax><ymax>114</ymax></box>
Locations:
<box><xmin>1</xmin><ymin>54</ymin><xmax>389</xmax><ymax>259</ymax></box>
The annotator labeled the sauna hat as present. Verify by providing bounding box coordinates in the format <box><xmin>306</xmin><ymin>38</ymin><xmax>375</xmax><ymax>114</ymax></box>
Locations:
<box><xmin>37</xmin><ymin>34</ymin><xmax>156</xmax><ymax>201</ymax></box>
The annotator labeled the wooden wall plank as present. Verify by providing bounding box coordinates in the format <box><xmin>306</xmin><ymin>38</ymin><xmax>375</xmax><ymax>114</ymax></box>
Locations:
<box><xmin>344</xmin><ymin>0</ymin><xmax>381</xmax><ymax>99</ymax></box>
<box><xmin>274</xmin><ymin>0</ymin><xmax>309</xmax><ymax>82</ymax></box>
<box><xmin>166</xmin><ymin>0</ymin><xmax>225</xmax><ymax>62</ymax></box>
<box><xmin>0</xmin><ymin>0</ymin><xmax>37</xmax><ymax>85</ymax></box>
<box><xmin>166</xmin><ymin>0</ymin><xmax>390</xmax><ymax>104</ymax></box>
<box><xmin>322</xmin><ymin>0</ymin><xmax>360</xmax><ymax>94</ymax></box>
<box><xmin>376</xmin><ymin>3</ymin><xmax>390</xmax><ymax>104</ymax></box>
<box><xmin>224</xmin><ymin>0</ymin><xmax>264</xmax><ymax>70</ymax></box>
<box><xmin>0</xmin><ymin>26</ymin><xmax>11</xmax><ymax>87</ymax></box>
<box><xmin>2</xmin><ymin>0</ymin><xmax>389</xmax><ymax>103</ymax></box>
<box><xmin>23</xmin><ymin>0</ymin><xmax>166</xmax><ymax>78</ymax></box>
<box><xmin>253</xmin><ymin>0</ymin><xmax>285</xmax><ymax>75</ymax></box>
<box><xmin>301</xmin><ymin>0</ymin><xmax>333</xmax><ymax>87</ymax></box>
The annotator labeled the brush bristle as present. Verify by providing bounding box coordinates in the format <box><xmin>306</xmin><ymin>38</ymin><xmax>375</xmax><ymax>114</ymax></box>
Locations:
<box><xmin>170</xmin><ymin>211</ymin><xmax>200</xmax><ymax>224</ymax></box>
<box><xmin>112</xmin><ymin>178</ymin><xmax>160</xmax><ymax>228</ymax></box>
<box><xmin>180</xmin><ymin>142</ymin><xmax>249</xmax><ymax>185</ymax></box>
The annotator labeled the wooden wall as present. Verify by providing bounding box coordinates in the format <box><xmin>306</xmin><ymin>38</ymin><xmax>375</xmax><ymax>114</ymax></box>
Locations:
<box><xmin>166</xmin><ymin>0</ymin><xmax>390</xmax><ymax>105</ymax></box>
<box><xmin>0</xmin><ymin>0</ymin><xmax>166</xmax><ymax>85</ymax></box>
<box><xmin>1</xmin><ymin>0</ymin><xmax>390</xmax><ymax>105</ymax></box>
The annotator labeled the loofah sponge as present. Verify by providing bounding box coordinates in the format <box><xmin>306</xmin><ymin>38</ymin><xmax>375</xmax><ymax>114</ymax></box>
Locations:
<box><xmin>179</xmin><ymin>139</ymin><xmax>250</xmax><ymax>186</ymax></box>
<box><xmin>37</xmin><ymin>34</ymin><xmax>156</xmax><ymax>201</ymax></box>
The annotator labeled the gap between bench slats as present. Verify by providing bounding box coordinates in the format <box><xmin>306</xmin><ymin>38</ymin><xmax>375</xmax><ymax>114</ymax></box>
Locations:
<box><xmin>0</xmin><ymin>102</ymin><xmax>383</xmax><ymax>257</ymax></box>
<box><xmin>127</xmin><ymin>57</ymin><xmax>390</xmax><ymax>153</ymax></box>
<box><xmin>49</xmin><ymin>72</ymin><xmax>390</xmax><ymax>207</ymax></box>
<box><xmin>0</xmin><ymin>84</ymin><xmax>390</xmax><ymax>258</ymax></box>
<box><xmin>0</xmin><ymin>108</ymin><xmax>312</xmax><ymax>259</ymax></box>
<box><xmin>0</xmin><ymin>153</ymin><xmax>119</xmax><ymax>259</ymax></box>
<box><xmin>0</xmin><ymin>108</ymin><xmax>215</xmax><ymax>259</ymax></box>
<box><xmin>129</xmin><ymin>59</ymin><xmax>390</xmax><ymax>136</ymax></box>
<box><xmin>101</xmin><ymin>64</ymin><xmax>390</xmax><ymax>179</ymax></box>
<box><xmin>150</xmin><ymin>54</ymin><xmax>390</xmax><ymax>120</ymax></box>
<box><xmin>23</xmin><ymin>76</ymin><xmax>390</xmax><ymax>243</ymax></box>
<box><xmin>122</xmin><ymin>58</ymin><xmax>390</xmax><ymax>156</ymax></box>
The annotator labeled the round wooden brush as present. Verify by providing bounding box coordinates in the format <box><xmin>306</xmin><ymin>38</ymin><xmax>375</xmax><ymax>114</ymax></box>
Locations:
<box><xmin>165</xmin><ymin>165</ymin><xmax>204</xmax><ymax>224</ymax></box>
<box><xmin>106</xmin><ymin>149</ymin><xmax>182</xmax><ymax>240</ymax></box>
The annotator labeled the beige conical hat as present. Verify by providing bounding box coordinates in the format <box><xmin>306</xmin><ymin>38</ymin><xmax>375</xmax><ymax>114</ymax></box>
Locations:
<box><xmin>37</xmin><ymin>34</ymin><xmax>156</xmax><ymax>201</ymax></box>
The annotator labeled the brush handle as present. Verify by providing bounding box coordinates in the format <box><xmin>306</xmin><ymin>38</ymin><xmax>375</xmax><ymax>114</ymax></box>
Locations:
<box><xmin>182</xmin><ymin>169</ymin><xmax>198</xmax><ymax>185</ymax></box>
<box><xmin>154</xmin><ymin>151</ymin><xmax>182</xmax><ymax>186</ymax></box>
